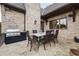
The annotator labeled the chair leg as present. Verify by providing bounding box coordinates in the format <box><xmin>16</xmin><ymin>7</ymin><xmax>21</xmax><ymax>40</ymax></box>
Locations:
<box><xmin>53</xmin><ymin>39</ymin><xmax>55</xmax><ymax>44</ymax></box>
<box><xmin>38</xmin><ymin>42</ymin><xmax>40</xmax><ymax>49</ymax></box>
<box><xmin>30</xmin><ymin>41</ymin><xmax>32</xmax><ymax>51</ymax></box>
<box><xmin>43</xmin><ymin>43</ymin><xmax>46</xmax><ymax>50</ymax></box>
<box><xmin>0</xmin><ymin>40</ymin><xmax>4</xmax><ymax>47</ymax></box>
<box><xmin>27</xmin><ymin>41</ymin><xmax>29</xmax><ymax>47</ymax></box>
<box><xmin>49</xmin><ymin>40</ymin><xmax>51</xmax><ymax>47</ymax></box>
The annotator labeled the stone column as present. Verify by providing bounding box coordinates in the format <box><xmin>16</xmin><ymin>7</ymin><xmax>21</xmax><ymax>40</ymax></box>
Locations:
<box><xmin>0</xmin><ymin>4</ymin><xmax>5</xmax><ymax>33</ymax></box>
<box><xmin>0</xmin><ymin>5</ymin><xmax>6</xmax><ymax>33</ymax></box>
<box><xmin>25</xmin><ymin>3</ymin><xmax>41</xmax><ymax>34</ymax></box>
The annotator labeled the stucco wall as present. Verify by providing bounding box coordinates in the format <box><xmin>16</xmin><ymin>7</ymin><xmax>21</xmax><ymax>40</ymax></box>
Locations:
<box><xmin>1</xmin><ymin>6</ymin><xmax>24</xmax><ymax>33</ymax></box>
<box><xmin>44</xmin><ymin>10</ymin><xmax>79</xmax><ymax>42</ymax></box>
<box><xmin>25</xmin><ymin>3</ymin><xmax>41</xmax><ymax>34</ymax></box>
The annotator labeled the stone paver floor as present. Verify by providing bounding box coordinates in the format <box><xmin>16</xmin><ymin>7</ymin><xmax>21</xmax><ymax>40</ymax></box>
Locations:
<box><xmin>0</xmin><ymin>39</ymin><xmax>79</xmax><ymax>56</ymax></box>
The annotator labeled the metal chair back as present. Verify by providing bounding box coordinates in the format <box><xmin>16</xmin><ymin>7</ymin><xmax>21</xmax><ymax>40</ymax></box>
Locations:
<box><xmin>54</xmin><ymin>30</ymin><xmax>59</xmax><ymax>38</ymax></box>
<box><xmin>26</xmin><ymin>31</ymin><xmax>32</xmax><ymax>41</ymax></box>
<box><xmin>33</xmin><ymin>30</ymin><xmax>37</xmax><ymax>33</ymax></box>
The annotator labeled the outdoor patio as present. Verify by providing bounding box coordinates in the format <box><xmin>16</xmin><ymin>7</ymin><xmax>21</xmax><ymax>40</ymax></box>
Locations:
<box><xmin>0</xmin><ymin>38</ymin><xmax>79</xmax><ymax>56</ymax></box>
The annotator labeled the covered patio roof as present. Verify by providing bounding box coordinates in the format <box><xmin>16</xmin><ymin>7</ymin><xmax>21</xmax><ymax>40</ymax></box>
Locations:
<box><xmin>41</xmin><ymin>3</ymin><xmax>79</xmax><ymax>20</ymax></box>
<box><xmin>1</xmin><ymin>3</ymin><xmax>26</xmax><ymax>13</ymax></box>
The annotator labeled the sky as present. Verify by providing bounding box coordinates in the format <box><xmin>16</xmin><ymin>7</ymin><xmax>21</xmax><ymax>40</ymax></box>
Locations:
<box><xmin>40</xmin><ymin>3</ymin><xmax>53</xmax><ymax>9</ymax></box>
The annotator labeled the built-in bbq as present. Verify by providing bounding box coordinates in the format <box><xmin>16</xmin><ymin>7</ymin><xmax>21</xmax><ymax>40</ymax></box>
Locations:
<box><xmin>5</xmin><ymin>29</ymin><xmax>27</xmax><ymax>44</ymax></box>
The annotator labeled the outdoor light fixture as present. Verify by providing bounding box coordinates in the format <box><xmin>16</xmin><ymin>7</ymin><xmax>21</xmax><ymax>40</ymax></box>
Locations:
<box><xmin>34</xmin><ymin>20</ymin><xmax>37</xmax><ymax>25</ymax></box>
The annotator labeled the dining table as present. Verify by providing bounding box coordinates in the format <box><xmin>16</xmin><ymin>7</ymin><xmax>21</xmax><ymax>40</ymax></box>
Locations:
<box><xmin>33</xmin><ymin>32</ymin><xmax>46</xmax><ymax>40</ymax></box>
<box><xmin>33</xmin><ymin>32</ymin><xmax>46</xmax><ymax>49</ymax></box>
<box><xmin>32</xmin><ymin>31</ymin><xmax>54</xmax><ymax>49</ymax></box>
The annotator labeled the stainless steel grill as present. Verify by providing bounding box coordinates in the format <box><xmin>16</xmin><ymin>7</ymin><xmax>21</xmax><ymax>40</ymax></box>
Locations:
<box><xmin>5</xmin><ymin>29</ymin><xmax>27</xmax><ymax>44</ymax></box>
<box><xmin>6</xmin><ymin>29</ymin><xmax>20</xmax><ymax>37</ymax></box>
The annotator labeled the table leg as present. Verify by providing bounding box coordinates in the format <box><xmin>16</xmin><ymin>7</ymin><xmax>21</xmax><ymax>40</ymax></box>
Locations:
<box><xmin>37</xmin><ymin>37</ymin><xmax>40</xmax><ymax>49</ymax></box>
<box><xmin>38</xmin><ymin>41</ymin><xmax>40</xmax><ymax>49</ymax></box>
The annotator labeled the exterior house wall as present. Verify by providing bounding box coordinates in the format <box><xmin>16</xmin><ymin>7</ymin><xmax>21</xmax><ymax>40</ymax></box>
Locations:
<box><xmin>44</xmin><ymin>21</ymin><xmax>49</xmax><ymax>32</ymax></box>
<box><xmin>1</xmin><ymin>3</ymin><xmax>41</xmax><ymax>34</ymax></box>
<box><xmin>0</xmin><ymin>5</ymin><xmax>1</xmax><ymax>22</ymax></box>
<box><xmin>0</xmin><ymin>4</ymin><xmax>2</xmax><ymax>34</ymax></box>
<box><xmin>1</xmin><ymin>5</ymin><xmax>24</xmax><ymax>33</ymax></box>
<box><xmin>25</xmin><ymin>3</ymin><xmax>41</xmax><ymax>34</ymax></box>
<box><xmin>44</xmin><ymin>10</ymin><xmax>79</xmax><ymax>42</ymax></box>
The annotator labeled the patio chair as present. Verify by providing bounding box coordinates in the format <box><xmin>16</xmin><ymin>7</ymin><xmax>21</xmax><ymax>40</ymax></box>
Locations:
<box><xmin>50</xmin><ymin>30</ymin><xmax>55</xmax><ymax>44</ymax></box>
<box><xmin>40</xmin><ymin>30</ymin><xmax>52</xmax><ymax>50</ymax></box>
<box><xmin>46</xmin><ymin>30</ymin><xmax>52</xmax><ymax>46</ymax></box>
<box><xmin>54</xmin><ymin>30</ymin><xmax>59</xmax><ymax>43</ymax></box>
<box><xmin>74</xmin><ymin>36</ymin><xmax>79</xmax><ymax>43</ymax></box>
<box><xmin>32</xmin><ymin>30</ymin><xmax>38</xmax><ymax>42</ymax></box>
<box><xmin>50</xmin><ymin>29</ymin><xmax>54</xmax><ymax>33</ymax></box>
<box><xmin>33</xmin><ymin>30</ymin><xmax>37</xmax><ymax>33</ymax></box>
<box><xmin>26</xmin><ymin>31</ymin><xmax>37</xmax><ymax>51</ymax></box>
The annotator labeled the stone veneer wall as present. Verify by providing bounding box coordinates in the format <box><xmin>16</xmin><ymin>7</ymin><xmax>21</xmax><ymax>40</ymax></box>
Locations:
<box><xmin>1</xmin><ymin>5</ymin><xmax>24</xmax><ymax>33</ymax></box>
<box><xmin>25</xmin><ymin>3</ymin><xmax>41</xmax><ymax>35</ymax></box>
<box><xmin>44</xmin><ymin>10</ymin><xmax>79</xmax><ymax>42</ymax></box>
<box><xmin>0</xmin><ymin>5</ymin><xmax>1</xmax><ymax>22</ymax></box>
<box><xmin>0</xmin><ymin>5</ymin><xmax>2</xmax><ymax>34</ymax></box>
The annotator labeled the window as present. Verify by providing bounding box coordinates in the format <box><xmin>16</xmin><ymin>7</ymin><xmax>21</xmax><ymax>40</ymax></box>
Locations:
<box><xmin>49</xmin><ymin>17</ymin><xmax>67</xmax><ymax>29</ymax></box>
<box><xmin>49</xmin><ymin>21</ymin><xmax>53</xmax><ymax>29</ymax></box>
<box><xmin>60</xmin><ymin>18</ymin><xmax>67</xmax><ymax>29</ymax></box>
